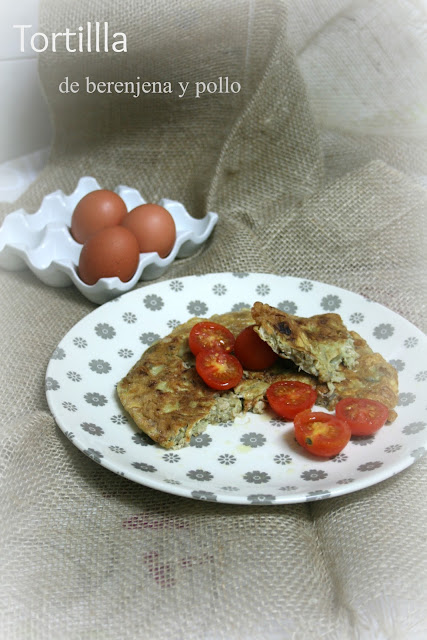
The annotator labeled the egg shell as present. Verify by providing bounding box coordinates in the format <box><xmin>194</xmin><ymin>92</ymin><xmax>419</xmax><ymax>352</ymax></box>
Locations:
<box><xmin>121</xmin><ymin>203</ymin><xmax>176</xmax><ymax>258</ymax></box>
<box><xmin>71</xmin><ymin>189</ymin><xmax>128</xmax><ymax>244</ymax></box>
<box><xmin>78</xmin><ymin>226</ymin><xmax>140</xmax><ymax>285</ymax></box>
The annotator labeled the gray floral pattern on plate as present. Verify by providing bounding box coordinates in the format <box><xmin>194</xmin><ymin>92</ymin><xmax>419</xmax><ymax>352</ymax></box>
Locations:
<box><xmin>357</xmin><ymin>461</ymin><xmax>383</xmax><ymax>472</ymax></box>
<box><xmin>62</xmin><ymin>401</ymin><xmax>77</xmax><ymax>412</ymax></box>
<box><xmin>144</xmin><ymin>294</ymin><xmax>164</xmax><ymax>311</ymax></box>
<box><xmin>278</xmin><ymin>300</ymin><xmax>297</xmax><ymax>314</ymax></box>
<box><xmin>331</xmin><ymin>453</ymin><xmax>348</xmax><ymax>463</ymax></box>
<box><xmin>244</xmin><ymin>471</ymin><xmax>271</xmax><ymax>484</ymax></box>
<box><xmin>46</xmin><ymin>377</ymin><xmax>60</xmax><ymax>391</ymax></box>
<box><xmin>240</xmin><ymin>433</ymin><xmax>266</xmax><ymax>448</ymax></box>
<box><xmin>190</xmin><ymin>434</ymin><xmax>212</xmax><ymax>448</ymax></box>
<box><xmin>256</xmin><ymin>284</ymin><xmax>270</xmax><ymax>296</ymax></box>
<box><xmin>139</xmin><ymin>332</ymin><xmax>160</xmax><ymax>346</ymax></box>
<box><xmin>89</xmin><ymin>359</ymin><xmax>111</xmax><ymax>374</ymax></box>
<box><xmin>411</xmin><ymin>447</ymin><xmax>426</xmax><ymax>460</ymax></box>
<box><xmin>167</xmin><ymin>319</ymin><xmax>181</xmax><ymax>329</ymax></box>
<box><xmin>301</xmin><ymin>469</ymin><xmax>328</xmax><ymax>481</ymax></box>
<box><xmin>274</xmin><ymin>454</ymin><xmax>292</xmax><ymax>465</ymax></box>
<box><xmin>398</xmin><ymin>392</ymin><xmax>416</xmax><ymax>406</ymax></box>
<box><xmin>373</xmin><ymin>323</ymin><xmax>394</xmax><ymax>339</ymax></box>
<box><xmin>402</xmin><ymin>422</ymin><xmax>426</xmax><ymax>435</ymax></box>
<box><xmin>191</xmin><ymin>490</ymin><xmax>217</xmax><ymax>501</ymax></box>
<box><xmin>132</xmin><ymin>432</ymin><xmax>155</xmax><ymax>446</ymax></box>
<box><xmin>73</xmin><ymin>337</ymin><xmax>87</xmax><ymax>348</ymax></box>
<box><xmin>213</xmin><ymin>283</ymin><xmax>227</xmax><ymax>296</ymax></box>
<box><xmin>187</xmin><ymin>469</ymin><xmax>213</xmax><ymax>481</ymax></box>
<box><xmin>84</xmin><ymin>448</ymin><xmax>103</xmax><ymax>463</ymax></box>
<box><xmin>299</xmin><ymin>280</ymin><xmax>313</xmax><ymax>292</ymax></box>
<box><xmin>321</xmin><ymin>295</ymin><xmax>341</xmax><ymax>311</ymax></box>
<box><xmin>404</xmin><ymin>337</ymin><xmax>418</xmax><ymax>348</ymax></box>
<box><xmin>123</xmin><ymin>312</ymin><xmax>137</xmax><ymax>324</ymax></box>
<box><xmin>118</xmin><ymin>348</ymin><xmax>134</xmax><ymax>359</ymax></box>
<box><xmin>187</xmin><ymin>300</ymin><xmax>208</xmax><ymax>316</ymax></box>
<box><xmin>110</xmin><ymin>445</ymin><xmax>126</xmax><ymax>454</ymax></box>
<box><xmin>163</xmin><ymin>453</ymin><xmax>180</xmax><ymax>463</ymax></box>
<box><xmin>389</xmin><ymin>359</ymin><xmax>405</xmax><ymax>372</ymax></box>
<box><xmin>84</xmin><ymin>392</ymin><xmax>107</xmax><ymax>407</ymax></box>
<box><xmin>384</xmin><ymin>444</ymin><xmax>402</xmax><ymax>453</ymax></box>
<box><xmin>81</xmin><ymin>422</ymin><xmax>104</xmax><ymax>436</ymax></box>
<box><xmin>218</xmin><ymin>454</ymin><xmax>236</xmax><ymax>465</ymax></box>
<box><xmin>349</xmin><ymin>312</ymin><xmax>364</xmax><ymax>324</ymax></box>
<box><xmin>95</xmin><ymin>323</ymin><xmax>116</xmax><ymax>339</ymax></box>
<box><xmin>132</xmin><ymin>462</ymin><xmax>157</xmax><ymax>472</ymax></box>
<box><xmin>45</xmin><ymin>272</ymin><xmax>427</xmax><ymax>505</ymax></box>
<box><xmin>170</xmin><ymin>280</ymin><xmax>184</xmax><ymax>292</ymax></box>
<box><xmin>67</xmin><ymin>371</ymin><xmax>82</xmax><ymax>382</ymax></box>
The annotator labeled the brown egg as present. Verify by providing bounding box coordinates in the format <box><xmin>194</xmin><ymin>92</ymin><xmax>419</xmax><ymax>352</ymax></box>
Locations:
<box><xmin>71</xmin><ymin>189</ymin><xmax>127</xmax><ymax>244</ymax></box>
<box><xmin>78</xmin><ymin>226</ymin><xmax>140</xmax><ymax>285</ymax></box>
<box><xmin>121</xmin><ymin>203</ymin><xmax>176</xmax><ymax>258</ymax></box>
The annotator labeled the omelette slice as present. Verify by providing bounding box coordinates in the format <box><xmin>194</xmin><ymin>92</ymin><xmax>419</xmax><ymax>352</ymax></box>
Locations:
<box><xmin>117</xmin><ymin>312</ymin><xmax>244</xmax><ymax>449</ymax></box>
<box><xmin>251</xmin><ymin>302</ymin><xmax>359</xmax><ymax>384</ymax></box>
<box><xmin>315</xmin><ymin>331</ymin><xmax>399</xmax><ymax>423</ymax></box>
<box><xmin>117</xmin><ymin>308</ymin><xmax>316</xmax><ymax>449</ymax></box>
<box><xmin>250</xmin><ymin>303</ymin><xmax>398</xmax><ymax>423</ymax></box>
<box><xmin>117</xmin><ymin>303</ymin><xmax>398</xmax><ymax>449</ymax></box>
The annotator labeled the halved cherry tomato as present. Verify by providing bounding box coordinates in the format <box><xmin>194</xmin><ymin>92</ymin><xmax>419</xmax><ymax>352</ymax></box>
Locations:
<box><xmin>335</xmin><ymin>397</ymin><xmax>389</xmax><ymax>436</ymax></box>
<box><xmin>266</xmin><ymin>380</ymin><xmax>317</xmax><ymax>420</ymax></box>
<box><xmin>189</xmin><ymin>321</ymin><xmax>235</xmax><ymax>356</ymax></box>
<box><xmin>196</xmin><ymin>348</ymin><xmax>243</xmax><ymax>390</ymax></box>
<box><xmin>294</xmin><ymin>410</ymin><xmax>351</xmax><ymax>457</ymax></box>
<box><xmin>234</xmin><ymin>325</ymin><xmax>279</xmax><ymax>370</ymax></box>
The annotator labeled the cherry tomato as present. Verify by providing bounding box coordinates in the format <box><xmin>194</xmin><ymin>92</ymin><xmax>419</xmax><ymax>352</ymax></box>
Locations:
<box><xmin>335</xmin><ymin>397</ymin><xmax>389</xmax><ymax>436</ymax></box>
<box><xmin>195</xmin><ymin>348</ymin><xmax>243</xmax><ymax>390</ymax></box>
<box><xmin>189</xmin><ymin>322</ymin><xmax>235</xmax><ymax>356</ymax></box>
<box><xmin>234</xmin><ymin>325</ymin><xmax>279</xmax><ymax>370</ymax></box>
<box><xmin>266</xmin><ymin>381</ymin><xmax>317</xmax><ymax>420</ymax></box>
<box><xmin>294</xmin><ymin>410</ymin><xmax>351</xmax><ymax>457</ymax></box>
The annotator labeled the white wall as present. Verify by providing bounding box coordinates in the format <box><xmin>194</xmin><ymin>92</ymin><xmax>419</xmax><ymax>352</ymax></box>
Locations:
<box><xmin>0</xmin><ymin>1</ymin><xmax>52</xmax><ymax>164</ymax></box>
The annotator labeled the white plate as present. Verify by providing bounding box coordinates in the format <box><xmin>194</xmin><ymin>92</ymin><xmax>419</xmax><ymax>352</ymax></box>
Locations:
<box><xmin>45</xmin><ymin>273</ymin><xmax>427</xmax><ymax>504</ymax></box>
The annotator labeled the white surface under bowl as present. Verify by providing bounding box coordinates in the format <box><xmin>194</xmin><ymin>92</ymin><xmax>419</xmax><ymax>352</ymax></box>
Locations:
<box><xmin>0</xmin><ymin>176</ymin><xmax>218</xmax><ymax>303</ymax></box>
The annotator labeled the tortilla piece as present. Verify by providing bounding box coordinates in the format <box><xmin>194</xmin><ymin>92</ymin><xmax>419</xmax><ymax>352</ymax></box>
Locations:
<box><xmin>315</xmin><ymin>331</ymin><xmax>399</xmax><ymax>423</ymax></box>
<box><xmin>117</xmin><ymin>304</ymin><xmax>398</xmax><ymax>449</ymax></box>
<box><xmin>117</xmin><ymin>312</ymin><xmax>244</xmax><ymax>449</ymax></box>
<box><xmin>251</xmin><ymin>302</ymin><xmax>359</xmax><ymax>384</ymax></box>
<box><xmin>117</xmin><ymin>308</ymin><xmax>316</xmax><ymax>449</ymax></box>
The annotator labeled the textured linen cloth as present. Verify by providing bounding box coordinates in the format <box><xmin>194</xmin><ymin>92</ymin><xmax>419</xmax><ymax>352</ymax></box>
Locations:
<box><xmin>1</xmin><ymin>1</ymin><xmax>426</xmax><ymax>638</ymax></box>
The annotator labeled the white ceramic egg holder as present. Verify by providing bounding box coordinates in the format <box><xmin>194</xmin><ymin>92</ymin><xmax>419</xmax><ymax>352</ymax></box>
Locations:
<box><xmin>0</xmin><ymin>177</ymin><xmax>218</xmax><ymax>304</ymax></box>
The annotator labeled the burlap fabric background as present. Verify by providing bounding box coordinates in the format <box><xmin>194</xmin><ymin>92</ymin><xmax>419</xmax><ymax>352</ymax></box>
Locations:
<box><xmin>1</xmin><ymin>1</ymin><xmax>426</xmax><ymax>638</ymax></box>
